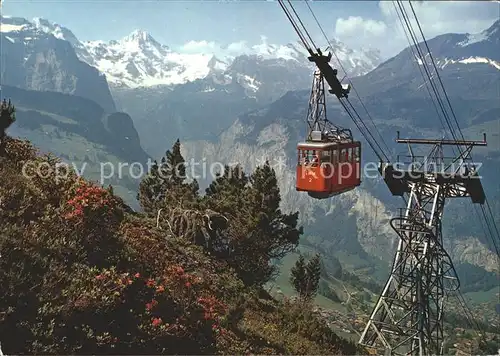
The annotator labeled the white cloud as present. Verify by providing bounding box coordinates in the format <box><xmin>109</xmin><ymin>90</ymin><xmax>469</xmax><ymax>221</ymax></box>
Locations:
<box><xmin>226</xmin><ymin>40</ymin><xmax>248</xmax><ymax>53</ymax></box>
<box><xmin>335</xmin><ymin>16</ymin><xmax>387</xmax><ymax>38</ymax></box>
<box><xmin>179</xmin><ymin>39</ymin><xmax>254</xmax><ymax>58</ymax></box>
<box><xmin>179</xmin><ymin>40</ymin><xmax>217</xmax><ymax>53</ymax></box>
<box><xmin>178</xmin><ymin>37</ymin><xmax>276</xmax><ymax>58</ymax></box>
<box><xmin>379</xmin><ymin>1</ymin><xmax>498</xmax><ymax>36</ymax></box>
<box><xmin>335</xmin><ymin>1</ymin><xmax>499</xmax><ymax>58</ymax></box>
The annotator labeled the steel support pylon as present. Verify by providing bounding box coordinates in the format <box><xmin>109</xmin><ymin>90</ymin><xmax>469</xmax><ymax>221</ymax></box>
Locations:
<box><xmin>305</xmin><ymin>70</ymin><xmax>352</xmax><ymax>142</ymax></box>
<box><xmin>359</xmin><ymin>134</ymin><xmax>487</xmax><ymax>355</ymax></box>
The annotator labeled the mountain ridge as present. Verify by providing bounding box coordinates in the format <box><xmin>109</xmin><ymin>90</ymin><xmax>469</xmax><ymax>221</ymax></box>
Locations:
<box><xmin>0</xmin><ymin>15</ymin><xmax>116</xmax><ymax>112</ymax></box>
<box><xmin>1</xmin><ymin>15</ymin><xmax>382</xmax><ymax>89</ymax></box>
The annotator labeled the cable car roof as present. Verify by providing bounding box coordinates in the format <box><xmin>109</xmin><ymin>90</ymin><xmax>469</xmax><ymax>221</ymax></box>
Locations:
<box><xmin>297</xmin><ymin>140</ymin><xmax>360</xmax><ymax>149</ymax></box>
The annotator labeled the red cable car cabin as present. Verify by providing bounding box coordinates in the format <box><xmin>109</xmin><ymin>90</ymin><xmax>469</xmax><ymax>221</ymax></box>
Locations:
<box><xmin>296</xmin><ymin>141</ymin><xmax>361</xmax><ymax>199</ymax></box>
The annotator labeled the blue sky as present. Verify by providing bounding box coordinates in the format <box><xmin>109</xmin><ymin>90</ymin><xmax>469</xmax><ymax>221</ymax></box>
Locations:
<box><xmin>2</xmin><ymin>0</ymin><xmax>499</xmax><ymax>57</ymax></box>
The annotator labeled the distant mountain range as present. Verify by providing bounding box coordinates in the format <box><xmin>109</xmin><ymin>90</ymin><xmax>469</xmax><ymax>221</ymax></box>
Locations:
<box><xmin>0</xmin><ymin>15</ymin><xmax>385</xmax><ymax>158</ymax></box>
<box><xmin>0</xmin><ymin>16</ymin><xmax>116</xmax><ymax>112</ymax></box>
<box><xmin>0</xmin><ymin>15</ymin><xmax>382</xmax><ymax>90</ymax></box>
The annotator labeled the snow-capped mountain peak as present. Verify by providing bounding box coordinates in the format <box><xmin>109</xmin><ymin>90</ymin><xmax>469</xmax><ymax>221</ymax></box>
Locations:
<box><xmin>0</xmin><ymin>15</ymin><xmax>31</xmax><ymax>33</ymax></box>
<box><xmin>1</xmin><ymin>14</ymin><xmax>383</xmax><ymax>90</ymax></box>
<box><xmin>430</xmin><ymin>19</ymin><xmax>500</xmax><ymax>71</ymax></box>
<box><xmin>125</xmin><ymin>29</ymin><xmax>151</xmax><ymax>42</ymax></box>
<box><xmin>30</xmin><ymin>17</ymin><xmax>82</xmax><ymax>48</ymax></box>
<box><xmin>80</xmin><ymin>29</ymin><xmax>219</xmax><ymax>88</ymax></box>
<box><xmin>458</xmin><ymin>19</ymin><xmax>499</xmax><ymax>48</ymax></box>
<box><xmin>119</xmin><ymin>29</ymin><xmax>166</xmax><ymax>50</ymax></box>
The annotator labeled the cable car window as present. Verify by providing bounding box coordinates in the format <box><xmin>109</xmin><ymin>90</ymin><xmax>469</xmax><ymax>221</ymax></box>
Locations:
<box><xmin>306</xmin><ymin>150</ymin><xmax>312</xmax><ymax>163</ymax></box>
<box><xmin>331</xmin><ymin>148</ymin><xmax>338</xmax><ymax>164</ymax></box>
<box><xmin>340</xmin><ymin>148</ymin><xmax>346</xmax><ymax>162</ymax></box>
<box><xmin>347</xmin><ymin>148</ymin><xmax>352</xmax><ymax>162</ymax></box>
<box><xmin>311</xmin><ymin>150</ymin><xmax>319</xmax><ymax>166</ymax></box>
<box><xmin>302</xmin><ymin>150</ymin><xmax>312</xmax><ymax>164</ymax></box>
<box><xmin>321</xmin><ymin>150</ymin><xmax>331</xmax><ymax>163</ymax></box>
<box><xmin>299</xmin><ymin>149</ymin><xmax>310</xmax><ymax>164</ymax></box>
<box><xmin>355</xmin><ymin>146</ymin><xmax>360</xmax><ymax>162</ymax></box>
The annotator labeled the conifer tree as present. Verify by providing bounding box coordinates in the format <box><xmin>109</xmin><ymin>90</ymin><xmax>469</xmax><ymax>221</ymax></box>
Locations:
<box><xmin>161</xmin><ymin>139</ymin><xmax>187</xmax><ymax>185</ymax></box>
<box><xmin>247</xmin><ymin>161</ymin><xmax>302</xmax><ymax>261</ymax></box>
<box><xmin>137</xmin><ymin>160</ymin><xmax>164</xmax><ymax>214</ymax></box>
<box><xmin>304</xmin><ymin>254</ymin><xmax>322</xmax><ymax>301</ymax></box>
<box><xmin>290</xmin><ymin>253</ymin><xmax>322</xmax><ymax>302</ymax></box>
<box><xmin>0</xmin><ymin>99</ymin><xmax>16</xmax><ymax>154</ymax></box>
<box><xmin>138</xmin><ymin>139</ymin><xmax>198</xmax><ymax>214</ymax></box>
<box><xmin>239</xmin><ymin>161</ymin><xmax>302</xmax><ymax>285</ymax></box>
<box><xmin>290</xmin><ymin>254</ymin><xmax>308</xmax><ymax>297</ymax></box>
<box><xmin>202</xmin><ymin>164</ymin><xmax>249</xmax><ymax>257</ymax></box>
<box><xmin>202</xmin><ymin>161</ymin><xmax>302</xmax><ymax>286</ymax></box>
<box><xmin>204</xmin><ymin>164</ymin><xmax>248</xmax><ymax>213</ymax></box>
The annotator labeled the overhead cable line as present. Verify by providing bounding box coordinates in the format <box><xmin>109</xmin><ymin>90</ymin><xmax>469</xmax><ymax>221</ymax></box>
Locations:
<box><xmin>278</xmin><ymin>0</ymin><xmax>390</xmax><ymax>163</ymax></box>
<box><xmin>286</xmin><ymin>0</ymin><xmax>318</xmax><ymax>51</ymax></box>
<box><xmin>484</xmin><ymin>199</ymin><xmax>500</xmax><ymax>250</ymax></box>
<box><xmin>277</xmin><ymin>0</ymin><xmax>313</xmax><ymax>52</ymax></box>
<box><xmin>303</xmin><ymin>0</ymin><xmax>393</xmax><ymax>162</ymax></box>
<box><xmin>391</xmin><ymin>1</ymin><xmax>455</xmax><ymax>156</ymax></box>
<box><xmin>395</xmin><ymin>1</ymin><xmax>464</xmax><ymax>157</ymax></box>
<box><xmin>408</xmin><ymin>1</ymin><xmax>467</xmax><ymax>145</ymax></box>
<box><xmin>480</xmin><ymin>203</ymin><xmax>500</xmax><ymax>257</ymax></box>
<box><xmin>454</xmin><ymin>290</ymin><xmax>489</xmax><ymax>347</ymax></box>
<box><xmin>403</xmin><ymin>1</ymin><xmax>500</xmax><ymax>253</ymax></box>
<box><xmin>343</xmin><ymin>98</ymin><xmax>390</xmax><ymax>162</ymax></box>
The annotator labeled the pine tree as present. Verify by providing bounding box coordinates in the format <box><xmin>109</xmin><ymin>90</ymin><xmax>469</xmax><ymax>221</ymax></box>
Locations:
<box><xmin>138</xmin><ymin>139</ymin><xmax>198</xmax><ymax>214</ymax></box>
<box><xmin>202</xmin><ymin>161</ymin><xmax>302</xmax><ymax>286</ymax></box>
<box><xmin>240</xmin><ymin>161</ymin><xmax>302</xmax><ymax>285</ymax></box>
<box><xmin>0</xmin><ymin>99</ymin><xmax>16</xmax><ymax>154</ymax></box>
<box><xmin>161</xmin><ymin>139</ymin><xmax>186</xmax><ymax>185</ymax></box>
<box><xmin>304</xmin><ymin>254</ymin><xmax>322</xmax><ymax>301</ymax></box>
<box><xmin>247</xmin><ymin>161</ymin><xmax>302</xmax><ymax>256</ymax></box>
<box><xmin>200</xmin><ymin>164</ymin><xmax>248</xmax><ymax>256</ymax></box>
<box><xmin>290</xmin><ymin>253</ymin><xmax>322</xmax><ymax>302</ymax></box>
<box><xmin>137</xmin><ymin>160</ymin><xmax>165</xmax><ymax>214</ymax></box>
<box><xmin>290</xmin><ymin>254</ymin><xmax>308</xmax><ymax>297</ymax></box>
<box><xmin>204</xmin><ymin>164</ymin><xmax>248</xmax><ymax>213</ymax></box>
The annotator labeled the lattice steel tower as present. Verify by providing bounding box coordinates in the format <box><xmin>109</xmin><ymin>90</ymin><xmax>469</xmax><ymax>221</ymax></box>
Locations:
<box><xmin>305</xmin><ymin>70</ymin><xmax>353</xmax><ymax>143</ymax></box>
<box><xmin>358</xmin><ymin>132</ymin><xmax>487</xmax><ymax>355</ymax></box>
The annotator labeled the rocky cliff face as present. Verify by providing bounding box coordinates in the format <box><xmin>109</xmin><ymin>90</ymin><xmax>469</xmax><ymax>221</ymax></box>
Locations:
<box><xmin>178</xmin><ymin>116</ymin><xmax>497</xmax><ymax>280</ymax></box>
<box><xmin>445</xmin><ymin>237</ymin><xmax>499</xmax><ymax>273</ymax></box>
<box><xmin>0</xmin><ymin>16</ymin><xmax>116</xmax><ymax>112</ymax></box>
<box><xmin>179</xmin><ymin>119</ymin><xmax>397</xmax><ymax>267</ymax></box>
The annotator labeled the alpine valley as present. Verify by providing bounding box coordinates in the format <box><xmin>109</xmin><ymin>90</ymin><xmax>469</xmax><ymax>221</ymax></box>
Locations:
<box><xmin>1</xmin><ymin>13</ymin><xmax>499</xmax><ymax>332</ymax></box>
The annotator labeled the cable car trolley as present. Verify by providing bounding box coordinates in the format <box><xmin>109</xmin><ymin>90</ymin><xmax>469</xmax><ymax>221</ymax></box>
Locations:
<box><xmin>295</xmin><ymin>70</ymin><xmax>361</xmax><ymax>199</ymax></box>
